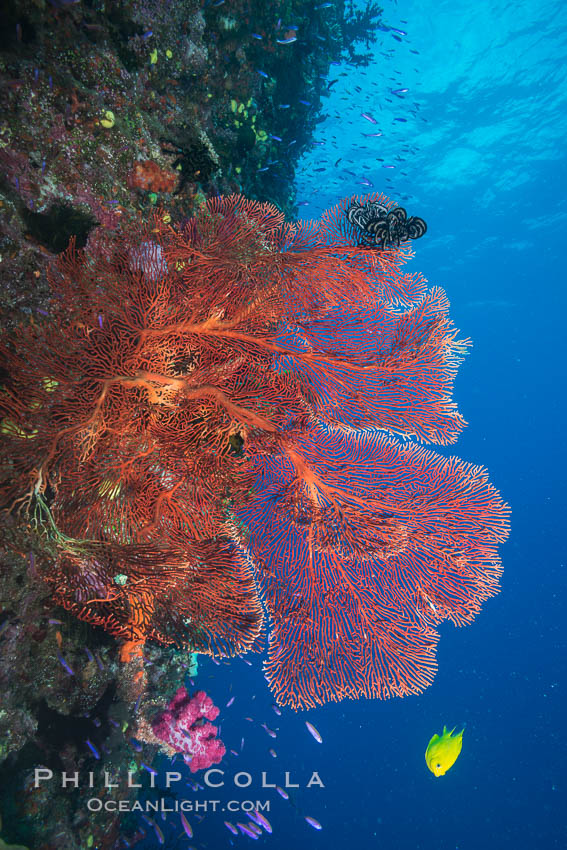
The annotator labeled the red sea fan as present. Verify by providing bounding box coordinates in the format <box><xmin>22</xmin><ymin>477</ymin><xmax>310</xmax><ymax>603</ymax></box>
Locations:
<box><xmin>270</xmin><ymin>286</ymin><xmax>469</xmax><ymax>443</ymax></box>
<box><xmin>0</xmin><ymin>196</ymin><xmax>369</xmax><ymax>659</ymax></box>
<box><xmin>0</xmin><ymin>193</ymin><xmax>509</xmax><ymax>703</ymax></box>
<box><xmin>234</xmin><ymin>426</ymin><xmax>509</xmax><ymax>708</ymax></box>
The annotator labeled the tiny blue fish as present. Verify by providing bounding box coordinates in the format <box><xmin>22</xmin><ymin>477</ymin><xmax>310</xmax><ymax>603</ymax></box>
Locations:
<box><xmin>56</xmin><ymin>652</ymin><xmax>74</xmax><ymax>676</ymax></box>
<box><xmin>153</xmin><ymin>821</ymin><xmax>165</xmax><ymax>845</ymax></box>
<box><xmin>251</xmin><ymin>33</ymin><xmax>263</xmax><ymax>39</ymax></box>
<box><xmin>85</xmin><ymin>739</ymin><xmax>100</xmax><ymax>759</ymax></box>
<box><xmin>180</xmin><ymin>812</ymin><xmax>193</xmax><ymax>838</ymax></box>
<box><xmin>141</xmin><ymin>763</ymin><xmax>157</xmax><ymax>775</ymax></box>
<box><xmin>237</xmin><ymin>823</ymin><xmax>259</xmax><ymax>839</ymax></box>
<box><xmin>305</xmin><ymin>721</ymin><xmax>322</xmax><ymax>743</ymax></box>
<box><xmin>254</xmin><ymin>811</ymin><xmax>272</xmax><ymax>834</ymax></box>
<box><xmin>257</xmin><ymin>70</ymin><xmax>269</xmax><ymax>78</ymax></box>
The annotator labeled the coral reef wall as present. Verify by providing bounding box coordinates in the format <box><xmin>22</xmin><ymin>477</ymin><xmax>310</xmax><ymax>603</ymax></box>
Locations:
<box><xmin>0</xmin><ymin>2</ymin><xmax>386</xmax><ymax>847</ymax></box>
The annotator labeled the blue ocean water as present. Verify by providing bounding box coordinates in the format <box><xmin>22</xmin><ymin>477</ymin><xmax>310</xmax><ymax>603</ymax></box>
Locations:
<box><xmin>138</xmin><ymin>0</ymin><xmax>566</xmax><ymax>847</ymax></box>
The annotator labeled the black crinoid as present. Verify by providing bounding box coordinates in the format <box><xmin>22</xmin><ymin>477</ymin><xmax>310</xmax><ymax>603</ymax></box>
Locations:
<box><xmin>346</xmin><ymin>199</ymin><xmax>427</xmax><ymax>249</ymax></box>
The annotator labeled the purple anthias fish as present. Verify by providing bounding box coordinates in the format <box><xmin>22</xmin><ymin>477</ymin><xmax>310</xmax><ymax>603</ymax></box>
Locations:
<box><xmin>85</xmin><ymin>739</ymin><xmax>100</xmax><ymax>759</ymax></box>
<box><xmin>56</xmin><ymin>652</ymin><xmax>74</xmax><ymax>676</ymax></box>
<box><xmin>305</xmin><ymin>721</ymin><xmax>322</xmax><ymax>743</ymax></box>
<box><xmin>249</xmin><ymin>810</ymin><xmax>273</xmax><ymax>833</ymax></box>
<box><xmin>237</xmin><ymin>822</ymin><xmax>259</xmax><ymax>839</ymax></box>
<box><xmin>180</xmin><ymin>813</ymin><xmax>193</xmax><ymax>838</ymax></box>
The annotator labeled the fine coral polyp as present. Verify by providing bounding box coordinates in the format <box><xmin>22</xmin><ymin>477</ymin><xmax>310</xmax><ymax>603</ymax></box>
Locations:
<box><xmin>0</xmin><ymin>194</ymin><xmax>509</xmax><ymax>707</ymax></box>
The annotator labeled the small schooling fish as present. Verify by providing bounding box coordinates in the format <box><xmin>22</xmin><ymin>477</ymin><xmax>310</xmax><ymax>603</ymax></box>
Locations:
<box><xmin>305</xmin><ymin>721</ymin><xmax>322</xmax><ymax>743</ymax></box>
<box><xmin>180</xmin><ymin>812</ymin><xmax>193</xmax><ymax>838</ymax></box>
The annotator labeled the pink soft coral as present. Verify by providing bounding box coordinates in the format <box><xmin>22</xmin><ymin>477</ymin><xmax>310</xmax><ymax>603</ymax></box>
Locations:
<box><xmin>151</xmin><ymin>688</ymin><xmax>225</xmax><ymax>772</ymax></box>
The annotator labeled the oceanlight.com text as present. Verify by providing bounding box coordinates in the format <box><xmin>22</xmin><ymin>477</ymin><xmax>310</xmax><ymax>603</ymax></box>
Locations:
<box><xmin>86</xmin><ymin>798</ymin><xmax>271</xmax><ymax>813</ymax></box>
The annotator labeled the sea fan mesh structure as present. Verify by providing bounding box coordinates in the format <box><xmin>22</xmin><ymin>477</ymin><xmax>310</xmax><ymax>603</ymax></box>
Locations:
<box><xmin>235</xmin><ymin>427</ymin><xmax>507</xmax><ymax>707</ymax></box>
<box><xmin>0</xmin><ymin>193</ymin><xmax>509</xmax><ymax>703</ymax></box>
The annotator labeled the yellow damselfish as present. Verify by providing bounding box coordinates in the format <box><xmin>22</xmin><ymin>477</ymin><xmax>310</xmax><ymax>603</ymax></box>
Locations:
<box><xmin>425</xmin><ymin>725</ymin><xmax>464</xmax><ymax>776</ymax></box>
